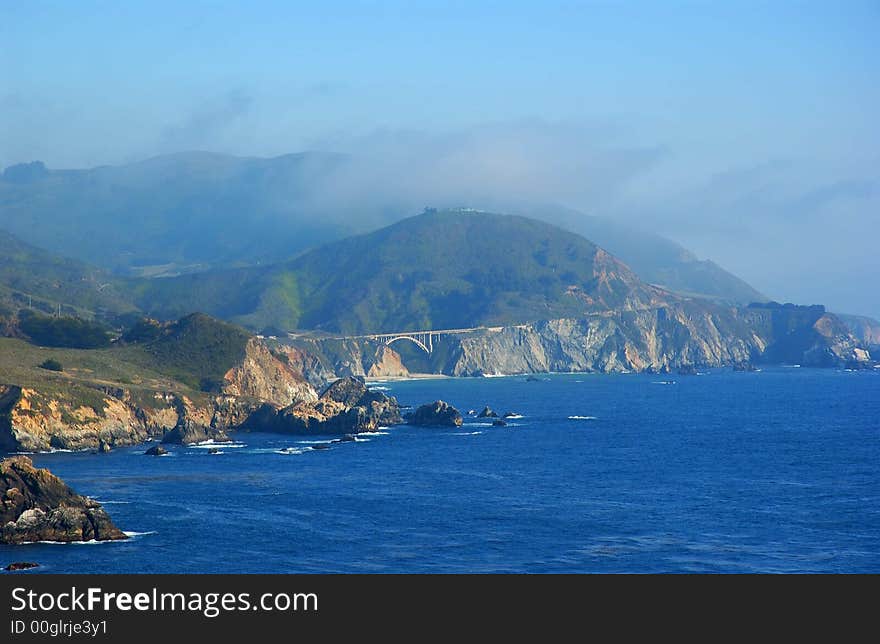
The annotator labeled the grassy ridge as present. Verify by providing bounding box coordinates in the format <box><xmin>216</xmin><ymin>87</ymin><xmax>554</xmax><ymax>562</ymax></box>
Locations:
<box><xmin>136</xmin><ymin>210</ymin><xmax>663</xmax><ymax>333</ymax></box>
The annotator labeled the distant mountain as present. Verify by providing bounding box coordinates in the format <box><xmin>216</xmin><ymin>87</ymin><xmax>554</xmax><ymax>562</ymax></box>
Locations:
<box><xmin>0</xmin><ymin>152</ymin><xmax>354</xmax><ymax>274</ymax></box>
<box><xmin>136</xmin><ymin>209</ymin><xmax>674</xmax><ymax>333</ymax></box>
<box><xmin>1</xmin><ymin>153</ymin><xmax>766</xmax><ymax>304</ymax></box>
<box><xmin>511</xmin><ymin>205</ymin><xmax>768</xmax><ymax>304</ymax></box>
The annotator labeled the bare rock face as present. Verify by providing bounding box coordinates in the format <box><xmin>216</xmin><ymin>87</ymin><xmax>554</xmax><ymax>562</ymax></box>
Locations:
<box><xmin>0</xmin><ymin>456</ymin><xmax>127</xmax><ymax>544</ymax></box>
<box><xmin>222</xmin><ymin>339</ymin><xmax>318</xmax><ymax>407</ymax></box>
<box><xmin>406</xmin><ymin>401</ymin><xmax>463</xmax><ymax>427</ymax></box>
<box><xmin>248</xmin><ymin>376</ymin><xmax>402</xmax><ymax>435</ymax></box>
<box><xmin>366</xmin><ymin>345</ymin><xmax>410</xmax><ymax>378</ymax></box>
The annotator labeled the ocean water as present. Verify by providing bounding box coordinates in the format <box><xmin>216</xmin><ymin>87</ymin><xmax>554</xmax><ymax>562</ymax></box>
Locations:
<box><xmin>2</xmin><ymin>368</ymin><xmax>878</xmax><ymax>573</ymax></box>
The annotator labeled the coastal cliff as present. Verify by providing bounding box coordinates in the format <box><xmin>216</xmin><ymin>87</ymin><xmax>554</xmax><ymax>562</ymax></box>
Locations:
<box><xmin>0</xmin><ymin>318</ymin><xmax>321</xmax><ymax>452</ymax></box>
<box><xmin>286</xmin><ymin>302</ymin><xmax>871</xmax><ymax>380</ymax></box>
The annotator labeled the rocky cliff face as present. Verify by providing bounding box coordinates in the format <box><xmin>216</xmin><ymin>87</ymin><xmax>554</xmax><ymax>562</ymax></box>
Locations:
<box><xmin>838</xmin><ymin>314</ymin><xmax>880</xmax><ymax>352</ymax></box>
<box><xmin>288</xmin><ymin>303</ymin><xmax>870</xmax><ymax>380</ymax></box>
<box><xmin>1</xmin><ymin>455</ymin><xmax>127</xmax><ymax>543</ymax></box>
<box><xmin>279</xmin><ymin>340</ymin><xmax>409</xmax><ymax>384</ymax></box>
<box><xmin>221</xmin><ymin>338</ymin><xmax>318</xmax><ymax>406</ymax></box>
<box><xmin>246</xmin><ymin>376</ymin><xmax>402</xmax><ymax>435</ymax></box>
<box><xmin>0</xmin><ymin>338</ymin><xmax>319</xmax><ymax>452</ymax></box>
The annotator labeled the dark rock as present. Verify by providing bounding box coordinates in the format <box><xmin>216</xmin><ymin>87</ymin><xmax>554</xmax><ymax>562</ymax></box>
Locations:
<box><xmin>502</xmin><ymin>411</ymin><xmax>518</xmax><ymax>418</ymax></box>
<box><xmin>492</xmin><ymin>419</ymin><xmax>507</xmax><ymax>426</ymax></box>
<box><xmin>98</xmin><ymin>441</ymin><xmax>112</xmax><ymax>453</ymax></box>
<box><xmin>339</xmin><ymin>434</ymin><xmax>357</xmax><ymax>442</ymax></box>
<box><xmin>207</xmin><ymin>448</ymin><xmax>221</xmax><ymax>454</ymax></box>
<box><xmin>5</xmin><ymin>561</ymin><xmax>39</xmax><ymax>571</ymax></box>
<box><xmin>677</xmin><ymin>364</ymin><xmax>698</xmax><ymax>376</ymax></box>
<box><xmin>144</xmin><ymin>445</ymin><xmax>168</xmax><ymax>456</ymax></box>
<box><xmin>525</xmin><ymin>376</ymin><xmax>541</xmax><ymax>382</ymax></box>
<box><xmin>310</xmin><ymin>443</ymin><xmax>330</xmax><ymax>450</ymax></box>
<box><xmin>247</xmin><ymin>378</ymin><xmax>402</xmax><ymax>436</ymax></box>
<box><xmin>319</xmin><ymin>376</ymin><xmax>367</xmax><ymax>407</ymax></box>
<box><xmin>477</xmin><ymin>406</ymin><xmax>498</xmax><ymax>418</ymax></box>
<box><xmin>406</xmin><ymin>401</ymin><xmax>463</xmax><ymax>427</ymax></box>
<box><xmin>733</xmin><ymin>361</ymin><xmax>758</xmax><ymax>372</ymax></box>
<box><xmin>0</xmin><ymin>456</ymin><xmax>127</xmax><ymax>544</ymax></box>
<box><xmin>161</xmin><ymin>420</ymin><xmax>229</xmax><ymax>445</ymax></box>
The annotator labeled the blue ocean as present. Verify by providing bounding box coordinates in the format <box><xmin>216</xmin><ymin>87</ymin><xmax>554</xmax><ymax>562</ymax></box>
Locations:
<box><xmin>2</xmin><ymin>368</ymin><xmax>878</xmax><ymax>573</ymax></box>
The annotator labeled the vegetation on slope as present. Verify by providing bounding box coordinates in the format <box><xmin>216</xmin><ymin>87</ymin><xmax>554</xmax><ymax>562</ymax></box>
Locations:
<box><xmin>136</xmin><ymin>210</ymin><xmax>671</xmax><ymax>333</ymax></box>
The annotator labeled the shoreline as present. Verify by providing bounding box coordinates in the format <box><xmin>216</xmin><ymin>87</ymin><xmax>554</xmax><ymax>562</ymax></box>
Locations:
<box><xmin>364</xmin><ymin>373</ymin><xmax>452</xmax><ymax>383</ymax></box>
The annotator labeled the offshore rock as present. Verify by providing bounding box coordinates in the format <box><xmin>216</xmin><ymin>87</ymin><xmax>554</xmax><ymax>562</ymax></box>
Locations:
<box><xmin>247</xmin><ymin>376</ymin><xmax>402</xmax><ymax>435</ymax></box>
<box><xmin>406</xmin><ymin>401</ymin><xmax>463</xmax><ymax>427</ymax></box>
<box><xmin>144</xmin><ymin>445</ymin><xmax>168</xmax><ymax>456</ymax></box>
<box><xmin>5</xmin><ymin>561</ymin><xmax>39</xmax><ymax>571</ymax></box>
<box><xmin>477</xmin><ymin>406</ymin><xmax>498</xmax><ymax>418</ymax></box>
<box><xmin>0</xmin><ymin>456</ymin><xmax>127</xmax><ymax>544</ymax></box>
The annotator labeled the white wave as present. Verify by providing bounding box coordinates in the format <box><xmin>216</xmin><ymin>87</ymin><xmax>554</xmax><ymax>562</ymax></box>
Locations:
<box><xmin>568</xmin><ymin>415</ymin><xmax>598</xmax><ymax>420</ymax></box>
<box><xmin>190</xmin><ymin>442</ymin><xmax>246</xmax><ymax>449</ymax></box>
<box><xmin>651</xmin><ymin>381</ymin><xmax>676</xmax><ymax>385</ymax></box>
<box><xmin>29</xmin><ymin>538</ymin><xmax>123</xmax><ymax>545</ymax></box>
<box><xmin>275</xmin><ymin>447</ymin><xmax>306</xmax><ymax>455</ymax></box>
<box><xmin>297</xmin><ymin>440</ymin><xmax>333</xmax><ymax>445</ymax></box>
<box><xmin>370</xmin><ymin>386</ymin><xmax>391</xmax><ymax>391</ymax></box>
<box><xmin>504</xmin><ymin>414</ymin><xmax>524</xmax><ymax>419</ymax></box>
<box><xmin>357</xmin><ymin>431</ymin><xmax>389</xmax><ymax>436</ymax></box>
<box><xmin>482</xmin><ymin>373</ymin><xmax>508</xmax><ymax>378</ymax></box>
<box><xmin>123</xmin><ymin>531</ymin><xmax>157</xmax><ymax>538</ymax></box>
<box><xmin>91</xmin><ymin>500</ymin><xmax>131</xmax><ymax>505</ymax></box>
<box><xmin>209</xmin><ymin>450</ymin><xmax>225</xmax><ymax>455</ymax></box>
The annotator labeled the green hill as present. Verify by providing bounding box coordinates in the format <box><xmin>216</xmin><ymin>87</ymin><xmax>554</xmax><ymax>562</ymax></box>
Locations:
<box><xmin>137</xmin><ymin>210</ymin><xmax>673</xmax><ymax>333</ymax></box>
<box><xmin>1</xmin><ymin>153</ymin><xmax>767</xmax><ymax>305</ymax></box>
<box><xmin>0</xmin><ymin>229</ymin><xmax>134</xmax><ymax>318</ymax></box>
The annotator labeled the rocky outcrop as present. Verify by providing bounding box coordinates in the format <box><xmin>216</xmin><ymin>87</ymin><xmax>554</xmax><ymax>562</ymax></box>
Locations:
<box><xmin>477</xmin><ymin>406</ymin><xmax>498</xmax><ymax>418</ymax></box>
<box><xmin>144</xmin><ymin>445</ymin><xmax>168</xmax><ymax>456</ymax></box>
<box><xmin>366</xmin><ymin>345</ymin><xmax>410</xmax><ymax>378</ymax></box>
<box><xmin>222</xmin><ymin>338</ymin><xmax>318</xmax><ymax>407</ymax></box>
<box><xmin>278</xmin><ymin>340</ymin><xmax>410</xmax><ymax>386</ymax></box>
<box><xmin>5</xmin><ymin>561</ymin><xmax>39</xmax><ymax>571</ymax></box>
<box><xmin>406</xmin><ymin>401</ymin><xmax>463</xmax><ymax>427</ymax></box>
<box><xmin>0</xmin><ymin>456</ymin><xmax>127</xmax><ymax>544</ymax></box>
<box><xmin>246</xmin><ymin>376</ymin><xmax>402</xmax><ymax>435</ymax></box>
<box><xmin>0</xmin><ymin>337</ymin><xmax>320</xmax><ymax>452</ymax></box>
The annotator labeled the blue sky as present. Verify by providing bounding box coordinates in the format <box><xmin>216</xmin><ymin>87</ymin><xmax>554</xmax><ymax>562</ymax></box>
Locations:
<box><xmin>2</xmin><ymin>1</ymin><xmax>879</xmax><ymax>315</ymax></box>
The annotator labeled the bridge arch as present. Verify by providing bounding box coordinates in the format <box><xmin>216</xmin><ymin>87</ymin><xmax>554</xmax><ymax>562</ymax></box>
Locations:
<box><xmin>384</xmin><ymin>335</ymin><xmax>430</xmax><ymax>354</ymax></box>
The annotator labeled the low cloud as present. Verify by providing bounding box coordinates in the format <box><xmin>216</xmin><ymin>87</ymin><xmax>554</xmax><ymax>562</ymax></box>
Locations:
<box><xmin>159</xmin><ymin>89</ymin><xmax>253</xmax><ymax>150</ymax></box>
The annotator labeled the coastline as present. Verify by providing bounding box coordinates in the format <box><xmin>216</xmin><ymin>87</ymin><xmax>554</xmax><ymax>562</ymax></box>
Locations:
<box><xmin>364</xmin><ymin>373</ymin><xmax>452</xmax><ymax>383</ymax></box>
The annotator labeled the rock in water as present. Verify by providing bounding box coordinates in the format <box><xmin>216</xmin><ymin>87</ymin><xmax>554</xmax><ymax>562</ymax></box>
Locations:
<box><xmin>0</xmin><ymin>456</ymin><xmax>127</xmax><ymax>544</ymax></box>
<box><xmin>250</xmin><ymin>376</ymin><xmax>402</xmax><ymax>435</ymax></box>
<box><xmin>319</xmin><ymin>376</ymin><xmax>368</xmax><ymax>407</ymax></box>
<box><xmin>5</xmin><ymin>561</ymin><xmax>39</xmax><ymax>571</ymax></box>
<box><xmin>144</xmin><ymin>445</ymin><xmax>168</xmax><ymax>456</ymax></box>
<box><xmin>477</xmin><ymin>406</ymin><xmax>498</xmax><ymax>418</ymax></box>
<box><xmin>492</xmin><ymin>419</ymin><xmax>508</xmax><ymax>426</ymax></box>
<box><xmin>407</xmin><ymin>401</ymin><xmax>463</xmax><ymax>427</ymax></box>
